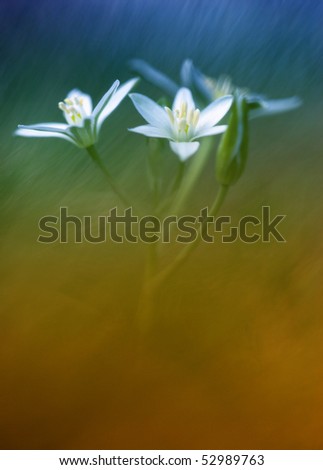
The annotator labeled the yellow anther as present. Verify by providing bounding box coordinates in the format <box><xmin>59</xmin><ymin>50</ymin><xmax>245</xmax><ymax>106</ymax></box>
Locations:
<box><xmin>75</xmin><ymin>97</ymin><xmax>84</xmax><ymax>106</ymax></box>
<box><xmin>58</xmin><ymin>102</ymin><xmax>68</xmax><ymax>112</ymax></box>
<box><xmin>165</xmin><ymin>99</ymin><xmax>202</xmax><ymax>139</ymax></box>
<box><xmin>59</xmin><ymin>95</ymin><xmax>88</xmax><ymax>125</ymax></box>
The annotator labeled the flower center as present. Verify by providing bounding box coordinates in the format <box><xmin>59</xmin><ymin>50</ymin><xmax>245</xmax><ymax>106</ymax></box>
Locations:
<box><xmin>58</xmin><ymin>96</ymin><xmax>88</xmax><ymax>125</ymax></box>
<box><xmin>165</xmin><ymin>101</ymin><xmax>200</xmax><ymax>140</ymax></box>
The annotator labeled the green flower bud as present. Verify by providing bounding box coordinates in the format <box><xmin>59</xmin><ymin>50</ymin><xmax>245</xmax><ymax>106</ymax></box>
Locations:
<box><xmin>215</xmin><ymin>93</ymin><xmax>249</xmax><ymax>186</ymax></box>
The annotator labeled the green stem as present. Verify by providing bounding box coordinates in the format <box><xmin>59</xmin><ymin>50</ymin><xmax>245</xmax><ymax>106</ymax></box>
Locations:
<box><xmin>146</xmin><ymin>140</ymin><xmax>164</xmax><ymax>212</ymax></box>
<box><xmin>170</xmin><ymin>160</ymin><xmax>186</xmax><ymax>195</ymax></box>
<box><xmin>147</xmin><ymin>154</ymin><xmax>159</xmax><ymax>211</ymax></box>
<box><xmin>86</xmin><ymin>145</ymin><xmax>131</xmax><ymax>208</ymax></box>
<box><xmin>136</xmin><ymin>185</ymin><xmax>229</xmax><ymax>333</ymax></box>
<box><xmin>154</xmin><ymin>184</ymin><xmax>229</xmax><ymax>285</ymax></box>
<box><xmin>171</xmin><ymin>137</ymin><xmax>214</xmax><ymax>213</ymax></box>
<box><xmin>157</xmin><ymin>160</ymin><xmax>186</xmax><ymax>215</ymax></box>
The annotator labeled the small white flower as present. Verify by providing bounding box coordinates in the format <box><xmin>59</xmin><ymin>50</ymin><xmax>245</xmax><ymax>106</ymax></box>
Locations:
<box><xmin>129</xmin><ymin>88</ymin><xmax>232</xmax><ymax>161</ymax></box>
<box><xmin>15</xmin><ymin>78</ymin><xmax>138</xmax><ymax>148</ymax></box>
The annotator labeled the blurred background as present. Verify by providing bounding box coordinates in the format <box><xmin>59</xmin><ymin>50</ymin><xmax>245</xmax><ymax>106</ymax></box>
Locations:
<box><xmin>1</xmin><ymin>0</ymin><xmax>323</xmax><ymax>449</ymax></box>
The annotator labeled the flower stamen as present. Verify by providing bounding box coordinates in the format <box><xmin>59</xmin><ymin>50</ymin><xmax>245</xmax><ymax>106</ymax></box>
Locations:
<box><xmin>165</xmin><ymin>101</ymin><xmax>200</xmax><ymax>140</ymax></box>
<box><xmin>58</xmin><ymin>95</ymin><xmax>88</xmax><ymax>125</ymax></box>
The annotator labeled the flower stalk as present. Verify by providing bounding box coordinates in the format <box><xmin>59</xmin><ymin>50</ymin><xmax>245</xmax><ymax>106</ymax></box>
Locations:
<box><xmin>86</xmin><ymin>145</ymin><xmax>131</xmax><ymax>208</ymax></box>
<box><xmin>171</xmin><ymin>136</ymin><xmax>214</xmax><ymax>214</ymax></box>
<box><xmin>156</xmin><ymin>184</ymin><xmax>229</xmax><ymax>285</ymax></box>
<box><xmin>136</xmin><ymin>184</ymin><xmax>229</xmax><ymax>333</ymax></box>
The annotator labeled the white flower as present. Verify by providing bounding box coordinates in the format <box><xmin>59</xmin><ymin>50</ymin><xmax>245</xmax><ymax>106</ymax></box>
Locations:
<box><xmin>130</xmin><ymin>59</ymin><xmax>301</xmax><ymax>118</ymax></box>
<box><xmin>15</xmin><ymin>78</ymin><xmax>138</xmax><ymax>148</ymax></box>
<box><xmin>129</xmin><ymin>88</ymin><xmax>232</xmax><ymax>161</ymax></box>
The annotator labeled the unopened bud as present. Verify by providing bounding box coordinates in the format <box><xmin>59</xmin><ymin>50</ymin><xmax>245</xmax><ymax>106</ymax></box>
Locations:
<box><xmin>215</xmin><ymin>93</ymin><xmax>249</xmax><ymax>186</ymax></box>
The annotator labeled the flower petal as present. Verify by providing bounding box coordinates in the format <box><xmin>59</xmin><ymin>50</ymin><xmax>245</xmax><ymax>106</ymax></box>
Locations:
<box><xmin>188</xmin><ymin>61</ymin><xmax>215</xmax><ymax>102</ymax></box>
<box><xmin>172</xmin><ymin>87</ymin><xmax>195</xmax><ymax>112</ymax></box>
<box><xmin>194</xmin><ymin>125</ymin><xmax>227</xmax><ymax>139</ymax></box>
<box><xmin>19</xmin><ymin>122</ymin><xmax>70</xmax><ymax>131</ymax></box>
<box><xmin>96</xmin><ymin>78</ymin><xmax>139</xmax><ymax>130</ymax></box>
<box><xmin>16</xmin><ymin>123</ymin><xmax>74</xmax><ymax>136</ymax></box>
<box><xmin>250</xmin><ymin>97</ymin><xmax>302</xmax><ymax>118</ymax></box>
<box><xmin>198</xmin><ymin>95</ymin><xmax>233</xmax><ymax>129</ymax></box>
<box><xmin>92</xmin><ymin>80</ymin><xmax>120</xmax><ymax>122</ymax></box>
<box><xmin>129</xmin><ymin>59</ymin><xmax>179</xmax><ymax>97</ymax></box>
<box><xmin>169</xmin><ymin>141</ymin><xmax>200</xmax><ymax>161</ymax></box>
<box><xmin>180</xmin><ymin>59</ymin><xmax>194</xmax><ymax>88</ymax></box>
<box><xmin>67</xmin><ymin>89</ymin><xmax>93</xmax><ymax>114</ymax></box>
<box><xmin>129</xmin><ymin>93</ymin><xmax>170</xmax><ymax>128</ymax></box>
<box><xmin>180</xmin><ymin>60</ymin><xmax>214</xmax><ymax>102</ymax></box>
<box><xmin>129</xmin><ymin>125</ymin><xmax>171</xmax><ymax>139</ymax></box>
<box><xmin>15</xmin><ymin>127</ymin><xmax>77</xmax><ymax>145</ymax></box>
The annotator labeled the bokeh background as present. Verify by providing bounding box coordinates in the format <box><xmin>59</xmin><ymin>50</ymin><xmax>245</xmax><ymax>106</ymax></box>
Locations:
<box><xmin>1</xmin><ymin>0</ymin><xmax>323</xmax><ymax>449</ymax></box>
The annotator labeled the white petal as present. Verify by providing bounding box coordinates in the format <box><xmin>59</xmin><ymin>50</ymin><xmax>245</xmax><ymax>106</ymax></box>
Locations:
<box><xmin>194</xmin><ymin>125</ymin><xmax>227</xmax><ymax>139</ymax></box>
<box><xmin>169</xmin><ymin>141</ymin><xmax>200</xmax><ymax>161</ymax></box>
<box><xmin>172</xmin><ymin>87</ymin><xmax>195</xmax><ymax>112</ymax></box>
<box><xmin>81</xmin><ymin>95</ymin><xmax>93</xmax><ymax>115</ymax></box>
<box><xmin>17</xmin><ymin>123</ymin><xmax>73</xmax><ymax>135</ymax></box>
<box><xmin>67</xmin><ymin>89</ymin><xmax>93</xmax><ymax>114</ymax></box>
<box><xmin>15</xmin><ymin>128</ymin><xmax>77</xmax><ymax>145</ymax></box>
<box><xmin>129</xmin><ymin>93</ymin><xmax>170</xmax><ymax>128</ymax></box>
<box><xmin>21</xmin><ymin>122</ymin><xmax>69</xmax><ymax>130</ymax></box>
<box><xmin>92</xmin><ymin>80</ymin><xmax>120</xmax><ymax>121</ymax></box>
<box><xmin>129</xmin><ymin>59</ymin><xmax>179</xmax><ymax>96</ymax></box>
<box><xmin>198</xmin><ymin>95</ymin><xmax>233</xmax><ymax>129</ymax></box>
<box><xmin>250</xmin><ymin>97</ymin><xmax>302</xmax><ymax>118</ymax></box>
<box><xmin>129</xmin><ymin>125</ymin><xmax>171</xmax><ymax>138</ymax></box>
<box><xmin>67</xmin><ymin>88</ymin><xmax>82</xmax><ymax>98</ymax></box>
<box><xmin>96</xmin><ymin>78</ymin><xmax>139</xmax><ymax>130</ymax></box>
